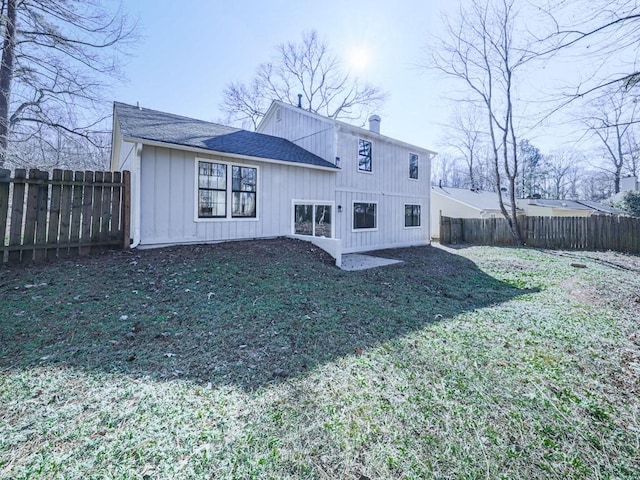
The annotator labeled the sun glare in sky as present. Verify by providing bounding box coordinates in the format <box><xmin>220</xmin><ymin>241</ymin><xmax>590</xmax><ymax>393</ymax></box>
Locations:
<box><xmin>345</xmin><ymin>45</ymin><xmax>372</xmax><ymax>73</ymax></box>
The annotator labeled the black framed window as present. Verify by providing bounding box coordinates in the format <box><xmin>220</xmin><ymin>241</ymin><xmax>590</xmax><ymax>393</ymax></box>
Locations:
<box><xmin>358</xmin><ymin>139</ymin><xmax>372</xmax><ymax>172</ymax></box>
<box><xmin>405</xmin><ymin>204</ymin><xmax>421</xmax><ymax>227</ymax></box>
<box><xmin>232</xmin><ymin>166</ymin><xmax>257</xmax><ymax>217</ymax></box>
<box><xmin>353</xmin><ymin>202</ymin><xmax>377</xmax><ymax>230</ymax></box>
<box><xmin>409</xmin><ymin>153</ymin><xmax>419</xmax><ymax>179</ymax></box>
<box><xmin>198</xmin><ymin>162</ymin><xmax>226</xmax><ymax>218</ymax></box>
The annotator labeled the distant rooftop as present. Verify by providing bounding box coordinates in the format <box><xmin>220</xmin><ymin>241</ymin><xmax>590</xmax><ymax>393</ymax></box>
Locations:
<box><xmin>524</xmin><ymin>198</ymin><xmax>626</xmax><ymax>214</ymax></box>
<box><xmin>113</xmin><ymin>102</ymin><xmax>338</xmax><ymax>170</ymax></box>
<box><xmin>431</xmin><ymin>185</ymin><xmax>518</xmax><ymax>211</ymax></box>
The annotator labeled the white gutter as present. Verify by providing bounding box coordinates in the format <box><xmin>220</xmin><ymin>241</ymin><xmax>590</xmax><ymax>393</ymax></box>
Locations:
<box><xmin>130</xmin><ymin>142</ymin><xmax>142</xmax><ymax>249</ymax></box>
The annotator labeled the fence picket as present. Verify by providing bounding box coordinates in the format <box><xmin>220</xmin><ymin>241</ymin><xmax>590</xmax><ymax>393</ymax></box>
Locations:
<box><xmin>47</xmin><ymin>170</ymin><xmax>63</xmax><ymax>261</ymax></box>
<box><xmin>69</xmin><ymin>170</ymin><xmax>84</xmax><ymax>257</ymax></box>
<box><xmin>34</xmin><ymin>170</ymin><xmax>49</xmax><ymax>262</ymax></box>
<box><xmin>0</xmin><ymin>169</ymin><xmax>10</xmax><ymax>257</ymax></box>
<box><xmin>79</xmin><ymin>171</ymin><xmax>94</xmax><ymax>256</ymax></box>
<box><xmin>100</xmin><ymin>172</ymin><xmax>113</xmax><ymax>244</ymax></box>
<box><xmin>111</xmin><ymin>171</ymin><xmax>122</xmax><ymax>240</ymax></box>
<box><xmin>91</xmin><ymin>171</ymin><xmax>103</xmax><ymax>244</ymax></box>
<box><xmin>21</xmin><ymin>169</ymin><xmax>42</xmax><ymax>263</ymax></box>
<box><xmin>8</xmin><ymin>169</ymin><xmax>26</xmax><ymax>263</ymax></box>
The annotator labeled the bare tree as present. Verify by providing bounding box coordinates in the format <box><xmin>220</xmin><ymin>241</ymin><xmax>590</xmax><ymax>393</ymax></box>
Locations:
<box><xmin>583</xmin><ymin>86</ymin><xmax>638</xmax><ymax>193</ymax></box>
<box><xmin>431</xmin><ymin>153</ymin><xmax>470</xmax><ymax>189</ymax></box>
<box><xmin>445</xmin><ymin>105</ymin><xmax>485</xmax><ymax>190</ymax></box>
<box><xmin>546</xmin><ymin>149</ymin><xmax>584</xmax><ymax>199</ymax></box>
<box><xmin>431</xmin><ymin>0</ymin><xmax>544</xmax><ymax>243</ymax></box>
<box><xmin>579</xmin><ymin>169</ymin><xmax>614</xmax><ymax>201</ymax></box>
<box><xmin>623</xmin><ymin>129</ymin><xmax>640</xmax><ymax>177</ymax></box>
<box><xmin>540</xmin><ymin>1</ymin><xmax>640</xmax><ymax>103</ymax></box>
<box><xmin>221</xmin><ymin>30</ymin><xmax>387</xmax><ymax>129</ymax></box>
<box><xmin>0</xmin><ymin>0</ymin><xmax>138</xmax><ymax>168</ymax></box>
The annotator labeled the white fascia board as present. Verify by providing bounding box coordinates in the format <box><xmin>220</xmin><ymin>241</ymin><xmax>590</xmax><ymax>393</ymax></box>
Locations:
<box><xmin>336</xmin><ymin>123</ymin><xmax>437</xmax><ymax>157</ymax></box>
<box><xmin>121</xmin><ymin>136</ymin><xmax>340</xmax><ymax>172</ymax></box>
<box><xmin>258</xmin><ymin>100</ymin><xmax>336</xmax><ymax>132</ymax></box>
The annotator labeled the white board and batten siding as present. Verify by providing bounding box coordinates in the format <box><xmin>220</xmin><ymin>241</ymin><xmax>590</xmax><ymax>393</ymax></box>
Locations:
<box><xmin>257</xmin><ymin>104</ymin><xmax>337</xmax><ymax>165</ymax></box>
<box><xmin>138</xmin><ymin>145</ymin><xmax>336</xmax><ymax>247</ymax></box>
<box><xmin>333</xmin><ymin>125</ymin><xmax>432</xmax><ymax>253</ymax></box>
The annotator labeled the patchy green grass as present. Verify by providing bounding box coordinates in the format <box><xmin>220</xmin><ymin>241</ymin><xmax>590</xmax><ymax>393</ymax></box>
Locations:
<box><xmin>1</xmin><ymin>238</ymin><xmax>639</xmax><ymax>479</ymax></box>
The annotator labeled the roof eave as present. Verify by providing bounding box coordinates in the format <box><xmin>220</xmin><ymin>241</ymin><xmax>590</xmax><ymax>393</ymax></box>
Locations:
<box><xmin>121</xmin><ymin>136</ymin><xmax>340</xmax><ymax>172</ymax></box>
<box><xmin>336</xmin><ymin>122</ymin><xmax>437</xmax><ymax>157</ymax></box>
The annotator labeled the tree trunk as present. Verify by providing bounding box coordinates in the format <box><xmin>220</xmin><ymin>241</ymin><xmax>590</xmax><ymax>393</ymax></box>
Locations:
<box><xmin>0</xmin><ymin>0</ymin><xmax>17</xmax><ymax>167</ymax></box>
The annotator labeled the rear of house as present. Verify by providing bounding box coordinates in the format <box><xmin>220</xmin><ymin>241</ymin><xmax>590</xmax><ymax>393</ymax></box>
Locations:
<box><xmin>258</xmin><ymin>101</ymin><xmax>436</xmax><ymax>253</ymax></box>
<box><xmin>111</xmin><ymin>101</ymin><xmax>435</xmax><ymax>261</ymax></box>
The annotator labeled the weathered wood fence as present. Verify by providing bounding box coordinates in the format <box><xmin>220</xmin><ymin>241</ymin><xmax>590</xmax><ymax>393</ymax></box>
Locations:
<box><xmin>440</xmin><ymin>215</ymin><xmax>640</xmax><ymax>253</ymax></box>
<box><xmin>0</xmin><ymin>168</ymin><xmax>130</xmax><ymax>264</ymax></box>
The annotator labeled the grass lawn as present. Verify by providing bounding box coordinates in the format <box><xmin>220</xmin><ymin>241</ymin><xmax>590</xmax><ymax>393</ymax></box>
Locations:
<box><xmin>1</xmin><ymin>238</ymin><xmax>639</xmax><ymax>479</ymax></box>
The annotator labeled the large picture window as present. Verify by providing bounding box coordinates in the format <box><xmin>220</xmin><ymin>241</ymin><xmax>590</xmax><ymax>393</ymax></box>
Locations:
<box><xmin>353</xmin><ymin>202</ymin><xmax>377</xmax><ymax>230</ymax></box>
<box><xmin>358</xmin><ymin>139</ymin><xmax>372</xmax><ymax>172</ymax></box>
<box><xmin>197</xmin><ymin>160</ymin><xmax>257</xmax><ymax>220</ymax></box>
<box><xmin>232</xmin><ymin>166</ymin><xmax>257</xmax><ymax>217</ymax></box>
<box><xmin>294</xmin><ymin>203</ymin><xmax>332</xmax><ymax>237</ymax></box>
<box><xmin>409</xmin><ymin>153</ymin><xmax>419</xmax><ymax>179</ymax></box>
<box><xmin>198</xmin><ymin>162</ymin><xmax>226</xmax><ymax>217</ymax></box>
<box><xmin>405</xmin><ymin>204</ymin><xmax>421</xmax><ymax>227</ymax></box>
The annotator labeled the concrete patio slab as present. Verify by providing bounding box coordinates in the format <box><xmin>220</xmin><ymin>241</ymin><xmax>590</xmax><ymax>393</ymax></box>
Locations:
<box><xmin>339</xmin><ymin>253</ymin><xmax>404</xmax><ymax>271</ymax></box>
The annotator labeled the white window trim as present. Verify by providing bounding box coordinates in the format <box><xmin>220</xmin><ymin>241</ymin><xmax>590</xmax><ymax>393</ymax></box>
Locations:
<box><xmin>357</xmin><ymin>138</ymin><xmax>373</xmax><ymax>174</ymax></box>
<box><xmin>291</xmin><ymin>199</ymin><xmax>336</xmax><ymax>239</ymax></box>
<box><xmin>352</xmin><ymin>200</ymin><xmax>378</xmax><ymax>232</ymax></box>
<box><xmin>403</xmin><ymin>203</ymin><xmax>422</xmax><ymax>229</ymax></box>
<box><xmin>194</xmin><ymin>158</ymin><xmax>260</xmax><ymax>223</ymax></box>
<box><xmin>409</xmin><ymin>152</ymin><xmax>419</xmax><ymax>181</ymax></box>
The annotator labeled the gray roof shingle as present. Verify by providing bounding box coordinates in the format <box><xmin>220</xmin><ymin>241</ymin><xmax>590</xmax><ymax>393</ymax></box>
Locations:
<box><xmin>114</xmin><ymin>102</ymin><xmax>338</xmax><ymax>169</ymax></box>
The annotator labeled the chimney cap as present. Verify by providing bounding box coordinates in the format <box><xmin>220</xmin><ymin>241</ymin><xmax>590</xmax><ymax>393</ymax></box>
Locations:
<box><xmin>368</xmin><ymin>114</ymin><xmax>381</xmax><ymax>134</ymax></box>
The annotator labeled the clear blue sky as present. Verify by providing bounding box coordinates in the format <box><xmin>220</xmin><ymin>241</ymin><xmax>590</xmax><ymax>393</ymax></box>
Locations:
<box><xmin>110</xmin><ymin>0</ymin><xmax>605</xmax><ymax>156</ymax></box>
<box><xmin>111</xmin><ymin>0</ymin><xmax>456</xmax><ymax>151</ymax></box>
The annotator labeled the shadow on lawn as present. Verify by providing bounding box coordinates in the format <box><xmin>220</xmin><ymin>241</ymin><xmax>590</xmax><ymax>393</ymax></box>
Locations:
<box><xmin>0</xmin><ymin>238</ymin><xmax>535</xmax><ymax>390</ymax></box>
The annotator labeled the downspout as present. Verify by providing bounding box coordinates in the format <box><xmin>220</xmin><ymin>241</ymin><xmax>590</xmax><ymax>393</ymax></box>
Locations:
<box><xmin>130</xmin><ymin>142</ymin><xmax>142</xmax><ymax>248</ymax></box>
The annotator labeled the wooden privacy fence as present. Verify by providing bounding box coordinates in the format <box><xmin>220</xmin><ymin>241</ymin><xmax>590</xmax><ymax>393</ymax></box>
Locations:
<box><xmin>0</xmin><ymin>168</ymin><xmax>130</xmax><ymax>264</ymax></box>
<box><xmin>440</xmin><ymin>215</ymin><xmax>640</xmax><ymax>253</ymax></box>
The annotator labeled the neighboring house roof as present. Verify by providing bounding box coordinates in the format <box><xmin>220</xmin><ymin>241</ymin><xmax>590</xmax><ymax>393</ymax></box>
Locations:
<box><xmin>523</xmin><ymin>199</ymin><xmax>593</xmax><ymax>211</ymax></box>
<box><xmin>520</xmin><ymin>198</ymin><xmax>626</xmax><ymax>214</ymax></box>
<box><xmin>258</xmin><ymin>100</ymin><xmax>438</xmax><ymax>157</ymax></box>
<box><xmin>113</xmin><ymin>102</ymin><xmax>338</xmax><ymax>170</ymax></box>
<box><xmin>432</xmin><ymin>186</ymin><xmax>517</xmax><ymax>212</ymax></box>
<box><xmin>574</xmin><ymin>200</ymin><xmax>627</xmax><ymax>215</ymax></box>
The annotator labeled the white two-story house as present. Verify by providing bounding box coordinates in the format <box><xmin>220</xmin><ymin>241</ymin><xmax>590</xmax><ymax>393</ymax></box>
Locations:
<box><xmin>110</xmin><ymin>101</ymin><xmax>436</xmax><ymax>265</ymax></box>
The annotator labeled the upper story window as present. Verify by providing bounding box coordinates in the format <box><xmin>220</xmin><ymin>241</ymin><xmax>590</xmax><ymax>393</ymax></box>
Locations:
<box><xmin>358</xmin><ymin>138</ymin><xmax>372</xmax><ymax>172</ymax></box>
<box><xmin>409</xmin><ymin>153</ymin><xmax>419</xmax><ymax>179</ymax></box>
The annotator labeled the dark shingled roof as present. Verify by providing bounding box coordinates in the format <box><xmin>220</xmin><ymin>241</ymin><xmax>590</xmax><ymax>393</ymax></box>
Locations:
<box><xmin>114</xmin><ymin>102</ymin><xmax>338</xmax><ymax>169</ymax></box>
